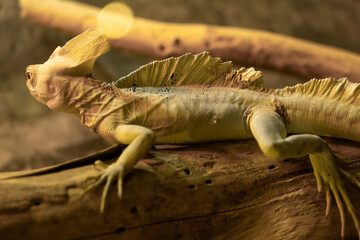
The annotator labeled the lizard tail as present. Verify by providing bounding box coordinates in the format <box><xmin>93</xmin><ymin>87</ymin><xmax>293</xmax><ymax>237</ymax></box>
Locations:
<box><xmin>0</xmin><ymin>144</ymin><xmax>125</xmax><ymax>180</ymax></box>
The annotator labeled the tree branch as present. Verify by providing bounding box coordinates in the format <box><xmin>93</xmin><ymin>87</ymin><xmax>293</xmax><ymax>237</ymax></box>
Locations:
<box><xmin>1</xmin><ymin>139</ymin><xmax>360</xmax><ymax>239</ymax></box>
<box><xmin>19</xmin><ymin>0</ymin><xmax>360</xmax><ymax>82</ymax></box>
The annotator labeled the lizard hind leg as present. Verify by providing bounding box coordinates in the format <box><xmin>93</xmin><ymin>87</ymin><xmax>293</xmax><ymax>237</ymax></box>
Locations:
<box><xmin>249</xmin><ymin>108</ymin><xmax>360</xmax><ymax>239</ymax></box>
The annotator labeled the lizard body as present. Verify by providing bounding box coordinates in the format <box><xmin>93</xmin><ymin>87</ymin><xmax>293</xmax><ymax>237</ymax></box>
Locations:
<box><xmin>24</xmin><ymin>28</ymin><xmax>360</xmax><ymax>238</ymax></box>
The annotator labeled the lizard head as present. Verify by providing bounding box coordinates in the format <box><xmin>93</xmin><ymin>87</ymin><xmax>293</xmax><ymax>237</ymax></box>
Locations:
<box><xmin>25</xmin><ymin>28</ymin><xmax>111</xmax><ymax>108</ymax></box>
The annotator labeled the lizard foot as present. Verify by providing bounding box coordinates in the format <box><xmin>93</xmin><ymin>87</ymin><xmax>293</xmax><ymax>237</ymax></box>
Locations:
<box><xmin>310</xmin><ymin>149</ymin><xmax>360</xmax><ymax>239</ymax></box>
<box><xmin>82</xmin><ymin>160</ymin><xmax>124</xmax><ymax>213</ymax></box>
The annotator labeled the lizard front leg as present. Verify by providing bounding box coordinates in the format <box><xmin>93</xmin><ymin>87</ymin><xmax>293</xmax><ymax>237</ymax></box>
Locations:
<box><xmin>83</xmin><ymin>125</ymin><xmax>155</xmax><ymax>213</ymax></box>
<box><xmin>249</xmin><ymin>108</ymin><xmax>360</xmax><ymax>239</ymax></box>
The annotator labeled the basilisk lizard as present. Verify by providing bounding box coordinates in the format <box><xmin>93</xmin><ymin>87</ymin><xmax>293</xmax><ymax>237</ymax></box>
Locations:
<box><xmin>23</xmin><ymin>28</ymin><xmax>360</xmax><ymax>238</ymax></box>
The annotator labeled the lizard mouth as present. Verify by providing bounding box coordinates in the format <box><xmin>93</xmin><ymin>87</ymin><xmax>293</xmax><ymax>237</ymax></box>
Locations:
<box><xmin>26</xmin><ymin>81</ymin><xmax>49</xmax><ymax>104</ymax></box>
<box><xmin>26</xmin><ymin>82</ymin><xmax>38</xmax><ymax>99</ymax></box>
<box><xmin>26</xmin><ymin>79</ymin><xmax>40</xmax><ymax>96</ymax></box>
<box><xmin>26</xmin><ymin>79</ymin><xmax>34</xmax><ymax>91</ymax></box>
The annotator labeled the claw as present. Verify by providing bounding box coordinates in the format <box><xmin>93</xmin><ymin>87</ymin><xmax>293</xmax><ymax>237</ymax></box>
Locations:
<box><xmin>337</xmin><ymin>183</ymin><xmax>360</xmax><ymax>239</ymax></box>
<box><xmin>81</xmin><ymin>173</ymin><xmax>107</xmax><ymax>197</ymax></box>
<box><xmin>81</xmin><ymin>161</ymin><xmax>125</xmax><ymax>213</ymax></box>
<box><xmin>314</xmin><ymin>171</ymin><xmax>324</xmax><ymax>193</ymax></box>
<box><xmin>325</xmin><ymin>183</ymin><xmax>331</xmax><ymax>217</ymax></box>
<box><xmin>100</xmin><ymin>175</ymin><xmax>114</xmax><ymax>213</ymax></box>
<box><xmin>340</xmin><ymin>167</ymin><xmax>360</xmax><ymax>189</ymax></box>
<box><xmin>331</xmin><ymin>185</ymin><xmax>346</xmax><ymax>239</ymax></box>
<box><xmin>310</xmin><ymin>150</ymin><xmax>360</xmax><ymax>239</ymax></box>
<box><xmin>117</xmin><ymin>173</ymin><xmax>123</xmax><ymax>199</ymax></box>
<box><xmin>83</xmin><ymin>173</ymin><xmax>101</xmax><ymax>183</ymax></box>
<box><xmin>94</xmin><ymin>160</ymin><xmax>109</xmax><ymax>169</ymax></box>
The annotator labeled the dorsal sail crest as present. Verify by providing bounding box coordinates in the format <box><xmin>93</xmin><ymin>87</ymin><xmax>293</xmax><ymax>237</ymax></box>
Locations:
<box><xmin>113</xmin><ymin>52</ymin><xmax>263</xmax><ymax>89</ymax></box>
<box><xmin>274</xmin><ymin>78</ymin><xmax>360</xmax><ymax>104</ymax></box>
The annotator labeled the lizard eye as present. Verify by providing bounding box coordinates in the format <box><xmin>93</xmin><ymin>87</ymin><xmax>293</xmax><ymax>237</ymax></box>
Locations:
<box><xmin>25</xmin><ymin>68</ymin><xmax>37</xmax><ymax>87</ymax></box>
<box><xmin>26</xmin><ymin>72</ymin><xmax>32</xmax><ymax>80</ymax></box>
<box><xmin>25</xmin><ymin>68</ymin><xmax>35</xmax><ymax>81</ymax></box>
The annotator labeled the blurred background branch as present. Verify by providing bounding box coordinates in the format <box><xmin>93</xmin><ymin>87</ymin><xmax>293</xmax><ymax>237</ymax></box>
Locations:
<box><xmin>19</xmin><ymin>0</ymin><xmax>360</xmax><ymax>82</ymax></box>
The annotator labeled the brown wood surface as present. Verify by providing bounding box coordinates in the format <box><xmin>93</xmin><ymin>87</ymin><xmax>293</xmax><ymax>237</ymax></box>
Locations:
<box><xmin>19</xmin><ymin>0</ymin><xmax>360</xmax><ymax>82</ymax></box>
<box><xmin>1</xmin><ymin>138</ymin><xmax>360</xmax><ymax>240</ymax></box>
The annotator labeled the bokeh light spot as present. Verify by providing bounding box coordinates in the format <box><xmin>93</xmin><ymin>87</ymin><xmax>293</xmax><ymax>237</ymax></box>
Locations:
<box><xmin>97</xmin><ymin>2</ymin><xmax>134</xmax><ymax>39</ymax></box>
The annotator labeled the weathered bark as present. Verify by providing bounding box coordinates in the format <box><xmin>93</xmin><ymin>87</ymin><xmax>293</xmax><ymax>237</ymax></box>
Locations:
<box><xmin>19</xmin><ymin>0</ymin><xmax>360</xmax><ymax>82</ymax></box>
<box><xmin>1</xmin><ymin>139</ymin><xmax>360</xmax><ymax>240</ymax></box>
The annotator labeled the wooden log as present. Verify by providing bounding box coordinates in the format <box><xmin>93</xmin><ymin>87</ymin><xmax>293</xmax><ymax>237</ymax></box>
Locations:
<box><xmin>19</xmin><ymin>0</ymin><xmax>360</xmax><ymax>82</ymax></box>
<box><xmin>1</xmin><ymin>139</ymin><xmax>360</xmax><ymax>239</ymax></box>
